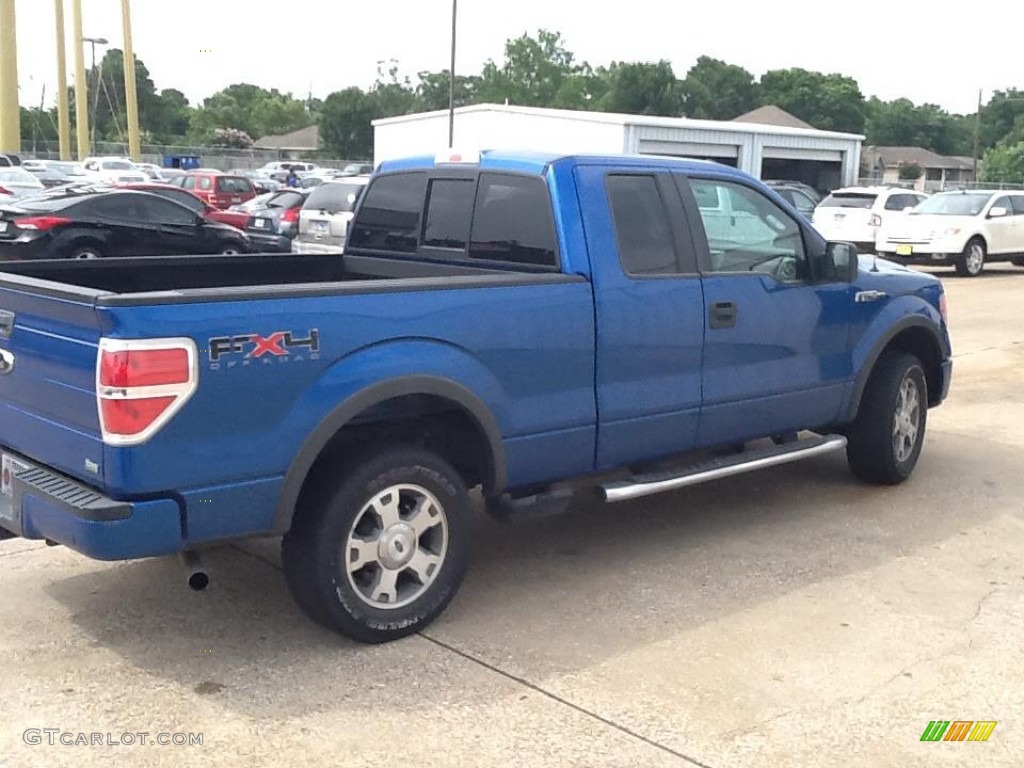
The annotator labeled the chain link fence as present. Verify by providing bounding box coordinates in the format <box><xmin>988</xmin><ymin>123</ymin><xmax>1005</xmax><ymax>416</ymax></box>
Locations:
<box><xmin>20</xmin><ymin>140</ymin><xmax>367</xmax><ymax>171</ymax></box>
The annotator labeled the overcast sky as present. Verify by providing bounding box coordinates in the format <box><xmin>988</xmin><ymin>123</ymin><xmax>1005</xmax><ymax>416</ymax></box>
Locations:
<box><xmin>10</xmin><ymin>0</ymin><xmax>1014</xmax><ymax>115</ymax></box>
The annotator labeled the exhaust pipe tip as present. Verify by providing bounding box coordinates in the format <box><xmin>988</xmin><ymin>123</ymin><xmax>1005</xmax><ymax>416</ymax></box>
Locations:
<box><xmin>187</xmin><ymin>570</ymin><xmax>210</xmax><ymax>592</ymax></box>
<box><xmin>180</xmin><ymin>551</ymin><xmax>210</xmax><ymax>592</ymax></box>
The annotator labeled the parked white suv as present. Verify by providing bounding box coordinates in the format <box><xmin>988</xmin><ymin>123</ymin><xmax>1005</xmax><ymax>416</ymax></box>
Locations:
<box><xmin>877</xmin><ymin>190</ymin><xmax>1024</xmax><ymax>277</ymax></box>
<box><xmin>812</xmin><ymin>187</ymin><xmax>928</xmax><ymax>253</ymax></box>
<box><xmin>81</xmin><ymin>156</ymin><xmax>147</xmax><ymax>184</ymax></box>
<box><xmin>292</xmin><ymin>176</ymin><xmax>370</xmax><ymax>254</ymax></box>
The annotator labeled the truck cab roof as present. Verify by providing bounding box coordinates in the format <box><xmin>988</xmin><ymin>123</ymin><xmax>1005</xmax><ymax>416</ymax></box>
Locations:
<box><xmin>377</xmin><ymin>150</ymin><xmax>743</xmax><ymax>179</ymax></box>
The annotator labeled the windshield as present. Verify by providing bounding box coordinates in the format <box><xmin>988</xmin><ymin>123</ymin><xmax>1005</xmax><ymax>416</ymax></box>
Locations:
<box><xmin>914</xmin><ymin>192</ymin><xmax>993</xmax><ymax>216</ymax></box>
<box><xmin>305</xmin><ymin>182</ymin><xmax>365</xmax><ymax>214</ymax></box>
<box><xmin>101</xmin><ymin>161</ymin><xmax>135</xmax><ymax>170</ymax></box>
<box><xmin>266</xmin><ymin>191</ymin><xmax>305</xmax><ymax>209</ymax></box>
<box><xmin>819</xmin><ymin>193</ymin><xmax>877</xmax><ymax>209</ymax></box>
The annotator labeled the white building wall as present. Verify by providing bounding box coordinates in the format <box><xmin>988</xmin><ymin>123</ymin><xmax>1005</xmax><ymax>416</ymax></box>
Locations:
<box><xmin>374</xmin><ymin>109</ymin><xmax>626</xmax><ymax>165</ymax></box>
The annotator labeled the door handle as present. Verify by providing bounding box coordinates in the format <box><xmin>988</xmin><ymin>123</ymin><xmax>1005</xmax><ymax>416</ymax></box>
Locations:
<box><xmin>855</xmin><ymin>290</ymin><xmax>888</xmax><ymax>303</ymax></box>
<box><xmin>709</xmin><ymin>300</ymin><xmax>737</xmax><ymax>329</ymax></box>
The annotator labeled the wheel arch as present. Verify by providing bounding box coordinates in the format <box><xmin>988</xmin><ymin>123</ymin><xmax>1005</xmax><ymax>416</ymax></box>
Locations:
<box><xmin>272</xmin><ymin>375</ymin><xmax>506</xmax><ymax>533</ymax></box>
<box><xmin>846</xmin><ymin>316</ymin><xmax>947</xmax><ymax>422</ymax></box>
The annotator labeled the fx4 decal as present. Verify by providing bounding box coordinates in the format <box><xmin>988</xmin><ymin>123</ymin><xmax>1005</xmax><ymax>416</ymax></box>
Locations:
<box><xmin>207</xmin><ymin>330</ymin><xmax>320</xmax><ymax>369</ymax></box>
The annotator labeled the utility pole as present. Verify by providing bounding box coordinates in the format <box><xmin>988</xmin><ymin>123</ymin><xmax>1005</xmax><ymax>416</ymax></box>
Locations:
<box><xmin>448</xmin><ymin>0</ymin><xmax>457</xmax><ymax>148</ymax></box>
<box><xmin>120</xmin><ymin>0</ymin><xmax>141</xmax><ymax>161</ymax></box>
<box><xmin>0</xmin><ymin>0</ymin><xmax>20</xmax><ymax>155</ymax></box>
<box><xmin>71</xmin><ymin>0</ymin><xmax>89</xmax><ymax>159</ymax></box>
<box><xmin>972</xmin><ymin>88</ymin><xmax>982</xmax><ymax>182</ymax></box>
<box><xmin>55</xmin><ymin>0</ymin><xmax>72</xmax><ymax>160</ymax></box>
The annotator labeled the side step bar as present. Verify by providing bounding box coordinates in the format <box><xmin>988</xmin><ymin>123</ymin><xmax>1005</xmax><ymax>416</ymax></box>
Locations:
<box><xmin>600</xmin><ymin>434</ymin><xmax>847</xmax><ymax>503</ymax></box>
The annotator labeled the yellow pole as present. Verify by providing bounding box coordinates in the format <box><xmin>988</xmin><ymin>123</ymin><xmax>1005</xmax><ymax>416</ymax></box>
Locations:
<box><xmin>55</xmin><ymin>0</ymin><xmax>72</xmax><ymax>160</ymax></box>
<box><xmin>120</xmin><ymin>0</ymin><xmax>140</xmax><ymax>161</ymax></box>
<box><xmin>70</xmin><ymin>0</ymin><xmax>89</xmax><ymax>159</ymax></box>
<box><xmin>0</xmin><ymin>0</ymin><xmax>20</xmax><ymax>155</ymax></box>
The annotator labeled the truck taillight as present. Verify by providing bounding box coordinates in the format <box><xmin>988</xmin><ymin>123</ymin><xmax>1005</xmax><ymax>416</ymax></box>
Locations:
<box><xmin>97</xmin><ymin>338</ymin><xmax>198</xmax><ymax>445</ymax></box>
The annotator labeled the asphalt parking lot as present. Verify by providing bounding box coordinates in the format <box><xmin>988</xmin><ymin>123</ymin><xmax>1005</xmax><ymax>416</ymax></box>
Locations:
<box><xmin>2</xmin><ymin>266</ymin><xmax>1022</xmax><ymax>768</ymax></box>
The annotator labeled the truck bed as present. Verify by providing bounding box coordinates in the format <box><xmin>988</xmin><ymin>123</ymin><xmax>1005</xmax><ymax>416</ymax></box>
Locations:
<box><xmin>0</xmin><ymin>252</ymin><xmax>565</xmax><ymax>305</ymax></box>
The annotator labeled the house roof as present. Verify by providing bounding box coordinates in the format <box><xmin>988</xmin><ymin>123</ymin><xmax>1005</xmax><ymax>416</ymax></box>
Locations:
<box><xmin>863</xmin><ymin>145</ymin><xmax>974</xmax><ymax>171</ymax></box>
<box><xmin>254</xmin><ymin>124</ymin><xmax>319</xmax><ymax>150</ymax></box>
<box><xmin>731</xmin><ymin>105</ymin><xmax>816</xmax><ymax>130</ymax></box>
<box><xmin>372</xmin><ymin>103</ymin><xmax>865</xmax><ymax>140</ymax></box>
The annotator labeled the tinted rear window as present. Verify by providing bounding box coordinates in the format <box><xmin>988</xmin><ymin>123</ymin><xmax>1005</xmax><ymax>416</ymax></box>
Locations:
<box><xmin>216</xmin><ymin>177</ymin><xmax>252</xmax><ymax>193</ymax></box>
<box><xmin>423</xmin><ymin>179</ymin><xmax>475</xmax><ymax>249</ymax></box>
<box><xmin>349</xmin><ymin>173</ymin><xmax>426</xmax><ymax>253</ymax></box>
<box><xmin>266</xmin><ymin>191</ymin><xmax>306</xmax><ymax>209</ymax></box>
<box><xmin>820</xmin><ymin>193</ymin><xmax>877</xmax><ymax>209</ymax></box>
<box><xmin>305</xmin><ymin>181</ymin><xmax>367</xmax><ymax>215</ymax></box>
<box><xmin>469</xmin><ymin>173</ymin><xmax>556</xmax><ymax>267</ymax></box>
<box><xmin>606</xmin><ymin>175</ymin><xmax>678</xmax><ymax>275</ymax></box>
<box><xmin>147</xmin><ymin>187</ymin><xmax>203</xmax><ymax>212</ymax></box>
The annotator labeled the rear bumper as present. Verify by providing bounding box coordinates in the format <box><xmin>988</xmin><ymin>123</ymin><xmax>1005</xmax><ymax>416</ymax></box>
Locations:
<box><xmin>246</xmin><ymin>231</ymin><xmax>292</xmax><ymax>253</ymax></box>
<box><xmin>938</xmin><ymin>359</ymin><xmax>953</xmax><ymax>404</ymax></box>
<box><xmin>0</xmin><ymin>453</ymin><xmax>182</xmax><ymax>560</ymax></box>
<box><xmin>293</xmin><ymin>237</ymin><xmax>344</xmax><ymax>255</ymax></box>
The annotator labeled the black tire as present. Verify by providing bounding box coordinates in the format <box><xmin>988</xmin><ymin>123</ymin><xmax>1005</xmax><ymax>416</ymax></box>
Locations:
<box><xmin>219</xmin><ymin>242</ymin><xmax>244</xmax><ymax>255</ymax></box>
<box><xmin>954</xmin><ymin>237</ymin><xmax>985</xmax><ymax>277</ymax></box>
<box><xmin>68</xmin><ymin>244</ymin><xmax>102</xmax><ymax>259</ymax></box>
<box><xmin>282</xmin><ymin>445</ymin><xmax>470</xmax><ymax>643</ymax></box>
<box><xmin>846</xmin><ymin>352</ymin><xmax>928</xmax><ymax>485</ymax></box>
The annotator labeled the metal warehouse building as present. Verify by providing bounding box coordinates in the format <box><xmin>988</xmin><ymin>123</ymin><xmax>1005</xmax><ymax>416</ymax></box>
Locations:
<box><xmin>373</xmin><ymin>104</ymin><xmax>864</xmax><ymax>191</ymax></box>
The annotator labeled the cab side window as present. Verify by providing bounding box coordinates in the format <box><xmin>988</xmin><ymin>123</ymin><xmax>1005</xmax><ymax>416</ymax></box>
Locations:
<box><xmin>686</xmin><ymin>178</ymin><xmax>809</xmax><ymax>282</ymax></box>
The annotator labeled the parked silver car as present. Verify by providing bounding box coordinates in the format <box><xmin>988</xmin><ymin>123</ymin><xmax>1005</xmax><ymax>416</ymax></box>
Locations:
<box><xmin>292</xmin><ymin>176</ymin><xmax>370</xmax><ymax>254</ymax></box>
<box><xmin>0</xmin><ymin>168</ymin><xmax>46</xmax><ymax>200</ymax></box>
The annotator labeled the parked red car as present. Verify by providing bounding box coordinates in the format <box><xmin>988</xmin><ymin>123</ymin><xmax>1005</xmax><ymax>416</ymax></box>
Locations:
<box><xmin>172</xmin><ymin>171</ymin><xmax>256</xmax><ymax>210</ymax></box>
<box><xmin>118</xmin><ymin>183</ymin><xmax>249</xmax><ymax>230</ymax></box>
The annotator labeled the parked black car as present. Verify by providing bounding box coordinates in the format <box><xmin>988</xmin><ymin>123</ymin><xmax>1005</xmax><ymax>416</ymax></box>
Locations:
<box><xmin>244</xmin><ymin>188</ymin><xmax>309</xmax><ymax>252</ymax></box>
<box><xmin>0</xmin><ymin>189</ymin><xmax>250</xmax><ymax>260</ymax></box>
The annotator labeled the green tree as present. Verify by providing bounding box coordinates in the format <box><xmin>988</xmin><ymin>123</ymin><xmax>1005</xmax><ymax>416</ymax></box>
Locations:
<box><xmin>980</xmin><ymin>141</ymin><xmax>1024</xmax><ymax>183</ymax></box>
<box><xmin>552</xmin><ymin>64</ymin><xmax>609</xmax><ymax>110</ymax></box>
<box><xmin>79</xmin><ymin>48</ymin><xmax>160</xmax><ymax>142</ymax></box>
<box><xmin>681</xmin><ymin>56</ymin><xmax>759</xmax><ymax>120</ymax></box>
<box><xmin>476</xmin><ymin>29</ymin><xmax>577</xmax><ymax>107</ymax></box>
<box><xmin>190</xmin><ymin>83</ymin><xmax>310</xmax><ymax>142</ymax></box>
<box><xmin>598</xmin><ymin>61</ymin><xmax>682</xmax><ymax>116</ymax></box>
<box><xmin>319</xmin><ymin>87</ymin><xmax>375</xmax><ymax>158</ymax></box>
<box><xmin>979</xmin><ymin>90</ymin><xmax>1024</xmax><ymax>151</ymax></box>
<box><xmin>759</xmin><ymin>68</ymin><xmax>866</xmax><ymax>133</ymax></box>
<box><xmin>897</xmin><ymin>161</ymin><xmax>923</xmax><ymax>180</ymax></box>
<box><xmin>370</xmin><ymin>60</ymin><xmax>417</xmax><ymax>119</ymax></box>
<box><xmin>865</xmin><ymin>98</ymin><xmax>971</xmax><ymax>156</ymax></box>
<box><xmin>415</xmin><ymin>70</ymin><xmax>480</xmax><ymax>112</ymax></box>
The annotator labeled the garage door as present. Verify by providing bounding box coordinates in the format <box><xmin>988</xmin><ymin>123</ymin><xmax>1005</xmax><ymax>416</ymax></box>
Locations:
<box><xmin>762</xmin><ymin>147</ymin><xmax>842</xmax><ymax>162</ymax></box>
<box><xmin>638</xmin><ymin>140</ymin><xmax>739</xmax><ymax>159</ymax></box>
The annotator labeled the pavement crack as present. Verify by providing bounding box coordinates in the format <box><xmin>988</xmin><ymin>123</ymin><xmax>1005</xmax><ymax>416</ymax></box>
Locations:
<box><xmin>418</xmin><ymin>632</ymin><xmax>715</xmax><ymax>768</ymax></box>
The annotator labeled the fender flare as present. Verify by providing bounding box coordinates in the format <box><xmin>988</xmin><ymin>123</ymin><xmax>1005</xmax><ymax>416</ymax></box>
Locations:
<box><xmin>845</xmin><ymin>315</ymin><xmax>946</xmax><ymax>422</ymax></box>
<box><xmin>272</xmin><ymin>375</ymin><xmax>506</xmax><ymax>532</ymax></box>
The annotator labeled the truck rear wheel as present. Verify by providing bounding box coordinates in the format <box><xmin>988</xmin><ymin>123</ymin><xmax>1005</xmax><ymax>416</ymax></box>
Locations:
<box><xmin>846</xmin><ymin>352</ymin><xmax>927</xmax><ymax>485</ymax></box>
<box><xmin>282</xmin><ymin>445</ymin><xmax>470</xmax><ymax>643</ymax></box>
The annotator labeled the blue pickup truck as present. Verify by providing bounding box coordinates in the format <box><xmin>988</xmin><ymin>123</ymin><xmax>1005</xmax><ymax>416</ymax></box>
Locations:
<box><xmin>0</xmin><ymin>151</ymin><xmax>952</xmax><ymax>643</ymax></box>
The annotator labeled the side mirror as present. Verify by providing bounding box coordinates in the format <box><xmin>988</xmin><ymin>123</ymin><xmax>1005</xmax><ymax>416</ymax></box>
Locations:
<box><xmin>988</xmin><ymin>206</ymin><xmax>1008</xmax><ymax>218</ymax></box>
<box><xmin>824</xmin><ymin>241</ymin><xmax>859</xmax><ymax>283</ymax></box>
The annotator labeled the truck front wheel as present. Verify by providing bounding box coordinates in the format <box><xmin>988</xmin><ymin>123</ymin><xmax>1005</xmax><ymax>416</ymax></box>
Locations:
<box><xmin>282</xmin><ymin>445</ymin><xmax>470</xmax><ymax>643</ymax></box>
<box><xmin>846</xmin><ymin>352</ymin><xmax>928</xmax><ymax>485</ymax></box>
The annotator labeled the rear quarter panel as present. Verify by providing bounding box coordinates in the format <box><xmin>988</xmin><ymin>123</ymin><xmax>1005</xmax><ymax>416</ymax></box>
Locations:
<box><xmin>97</xmin><ymin>280</ymin><xmax>597</xmax><ymax>500</ymax></box>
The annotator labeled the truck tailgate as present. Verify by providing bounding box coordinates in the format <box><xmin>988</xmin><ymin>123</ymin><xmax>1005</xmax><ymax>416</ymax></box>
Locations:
<box><xmin>0</xmin><ymin>283</ymin><xmax>103</xmax><ymax>485</ymax></box>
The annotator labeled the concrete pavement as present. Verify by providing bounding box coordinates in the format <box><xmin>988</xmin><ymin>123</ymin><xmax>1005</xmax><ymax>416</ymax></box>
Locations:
<box><xmin>1</xmin><ymin>266</ymin><xmax>1022</xmax><ymax>767</ymax></box>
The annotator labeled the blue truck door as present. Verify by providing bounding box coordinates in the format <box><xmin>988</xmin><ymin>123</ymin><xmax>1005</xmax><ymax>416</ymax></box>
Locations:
<box><xmin>676</xmin><ymin>174</ymin><xmax>854</xmax><ymax>447</ymax></box>
<box><xmin>574</xmin><ymin>165</ymin><xmax>706</xmax><ymax>470</ymax></box>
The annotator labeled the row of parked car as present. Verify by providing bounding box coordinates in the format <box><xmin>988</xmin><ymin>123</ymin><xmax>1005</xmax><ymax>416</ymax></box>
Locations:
<box><xmin>0</xmin><ymin>156</ymin><xmax>373</xmax><ymax>260</ymax></box>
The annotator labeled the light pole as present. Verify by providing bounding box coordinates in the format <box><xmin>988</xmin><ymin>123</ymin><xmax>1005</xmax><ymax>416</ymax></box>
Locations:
<box><xmin>55</xmin><ymin>0</ymin><xmax>72</xmax><ymax>160</ymax></box>
<box><xmin>120</xmin><ymin>0</ymin><xmax>141</xmax><ymax>161</ymax></box>
<box><xmin>82</xmin><ymin>36</ymin><xmax>108</xmax><ymax>150</ymax></box>
<box><xmin>448</xmin><ymin>0</ymin><xmax>457</xmax><ymax>148</ymax></box>
<box><xmin>0</xmin><ymin>0</ymin><xmax>20</xmax><ymax>155</ymax></box>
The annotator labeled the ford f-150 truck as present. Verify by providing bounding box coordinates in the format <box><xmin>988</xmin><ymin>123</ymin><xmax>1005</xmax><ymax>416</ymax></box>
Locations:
<box><xmin>0</xmin><ymin>150</ymin><xmax>952</xmax><ymax>643</ymax></box>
